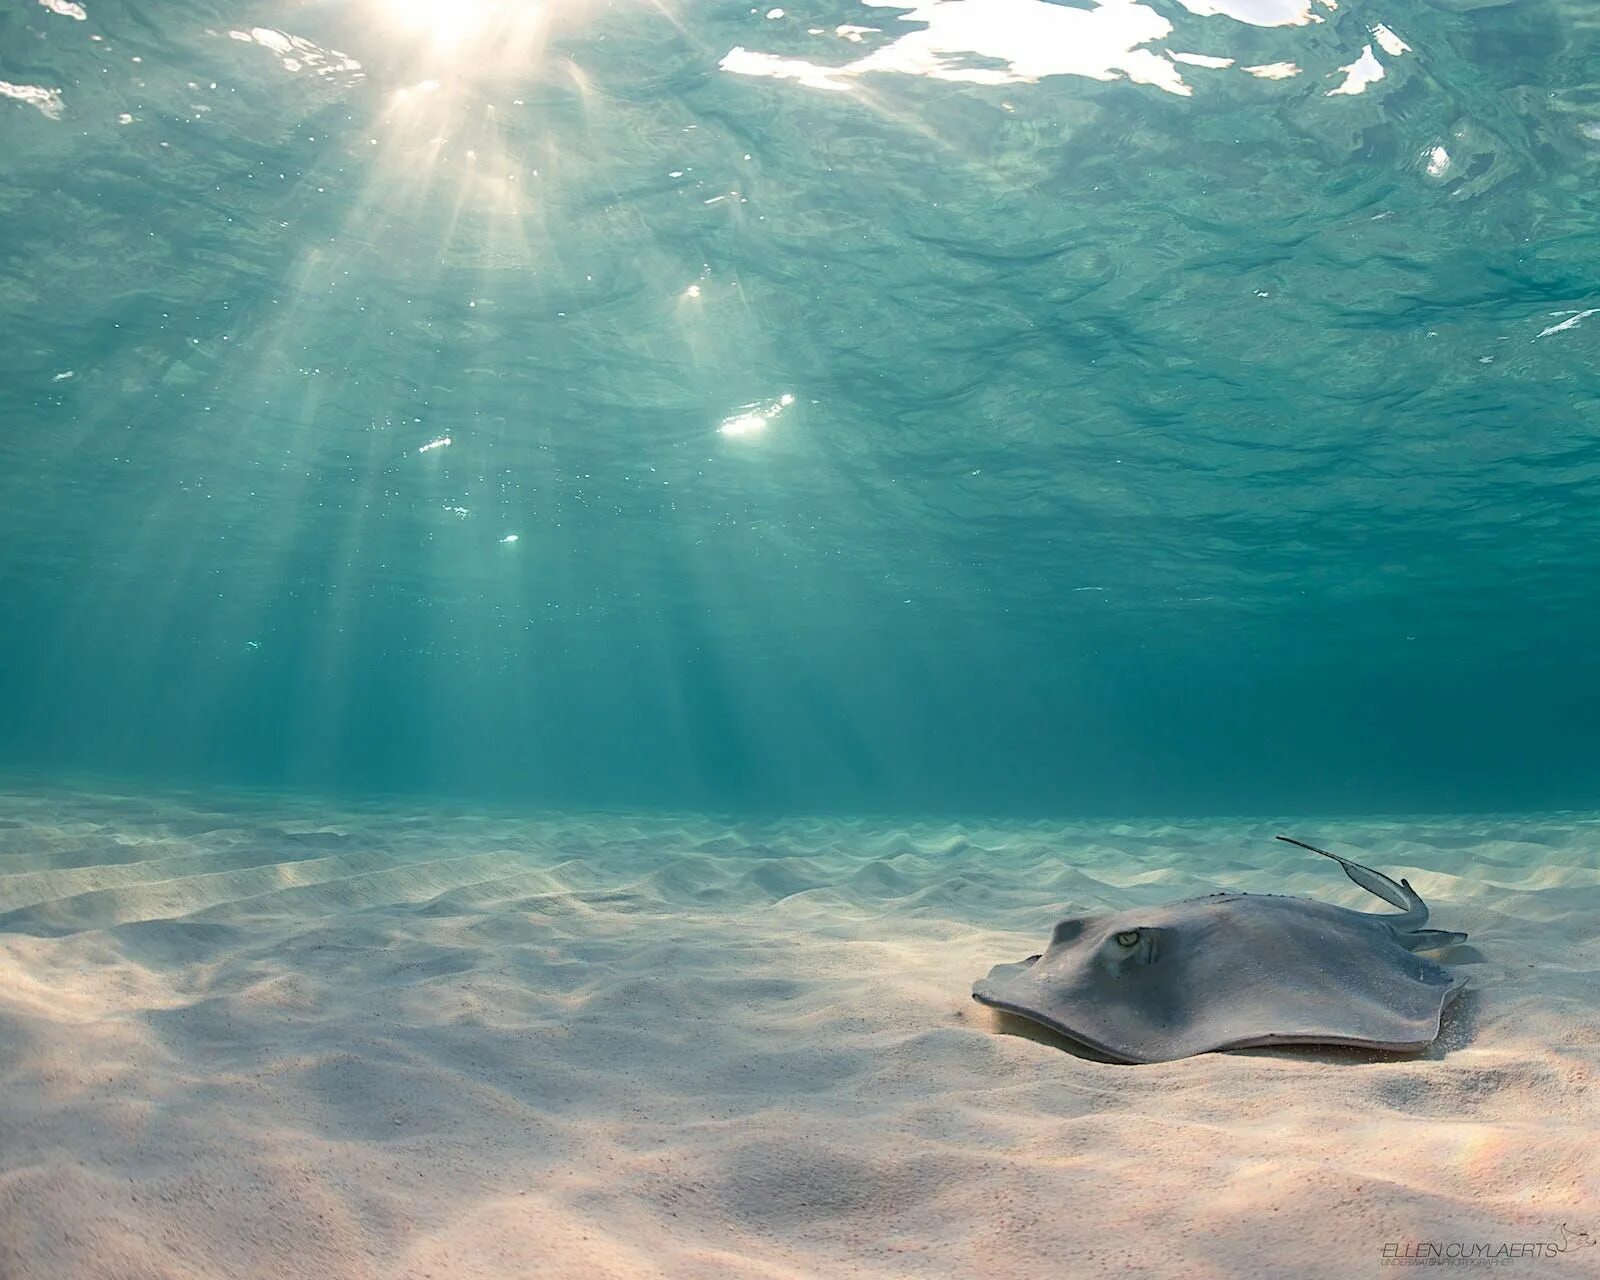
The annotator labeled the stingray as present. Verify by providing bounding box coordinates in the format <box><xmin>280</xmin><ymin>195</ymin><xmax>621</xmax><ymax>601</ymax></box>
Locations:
<box><xmin>971</xmin><ymin>836</ymin><xmax>1468</xmax><ymax>1063</ymax></box>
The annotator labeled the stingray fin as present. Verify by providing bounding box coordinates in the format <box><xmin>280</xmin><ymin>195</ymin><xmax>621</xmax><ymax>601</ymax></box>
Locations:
<box><xmin>1275</xmin><ymin>835</ymin><xmax>1429</xmax><ymax>927</ymax></box>
<box><xmin>1397</xmin><ymin>929</ymin><xmax>1467</xmax><ymax>952</ymax></box>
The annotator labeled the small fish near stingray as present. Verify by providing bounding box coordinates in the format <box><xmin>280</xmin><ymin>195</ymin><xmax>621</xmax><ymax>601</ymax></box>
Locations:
<box><xmin>972</xmin><ymin>836</ymin><xmax>1469</xmax><ymax>1063</ymax></box>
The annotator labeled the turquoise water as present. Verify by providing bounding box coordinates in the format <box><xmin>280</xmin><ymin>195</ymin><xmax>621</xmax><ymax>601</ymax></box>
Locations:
<box><xmin>2</xmin><ymin>0</ymin><xmax>1598</xmax><ymax>816</ymax></box>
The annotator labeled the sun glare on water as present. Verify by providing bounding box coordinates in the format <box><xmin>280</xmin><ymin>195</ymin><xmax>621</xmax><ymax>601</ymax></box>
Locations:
<box><xmin>366</xmin><ymin>0</ymin><xmax>570</xmax><ymax>72</ymax></box>
<box><xmin>381</xmin><ymin>0</ymin><xmax>510</xmax><ymax>47</ymax></box>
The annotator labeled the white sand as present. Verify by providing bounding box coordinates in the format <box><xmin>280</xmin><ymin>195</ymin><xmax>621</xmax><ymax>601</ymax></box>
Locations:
<box><xmin>1</xmin><ymin>786</ymin><xmax>1597</xmax><ymax>1279</ymax></box>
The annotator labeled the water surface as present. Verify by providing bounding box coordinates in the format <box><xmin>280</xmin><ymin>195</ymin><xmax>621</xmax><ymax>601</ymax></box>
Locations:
<box><xmin>2</xmin><ymin>0</ymin><xmax>1598</xmax><ymax>815</ymax></box>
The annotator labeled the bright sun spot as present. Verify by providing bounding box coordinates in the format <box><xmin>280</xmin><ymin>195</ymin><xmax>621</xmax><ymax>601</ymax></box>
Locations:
<box><xmin>719</xmin><ymin>413</ymin><xmax>766</xmax><ymax>438</ymax></box>
<box><xmin>719</xmin><ymin>393</ymin><xmax>795</xmax><ymax>438</ymax></box>
<box><xmin>367</xmin><ymin>0</ymin><xmax>562</xmax><ymax>99</ymax></box>
<box><xmin>382</xmin><ymin>0</ymin><xmax>501</xmax><ymax>46</ymax></box>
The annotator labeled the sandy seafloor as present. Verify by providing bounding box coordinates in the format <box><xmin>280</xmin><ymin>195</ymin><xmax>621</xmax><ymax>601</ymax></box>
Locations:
<box><xmin>1</xmin><ymin>784</ymin><xmax>1597</xmax><ymax>1280</ymax></box>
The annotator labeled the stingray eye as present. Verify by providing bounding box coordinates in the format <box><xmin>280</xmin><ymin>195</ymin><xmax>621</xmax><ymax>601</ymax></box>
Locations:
<box><xmin>1114</xmin><ymin>930</ymin><xmax>1140</xmax><ymax>947</ymax></box>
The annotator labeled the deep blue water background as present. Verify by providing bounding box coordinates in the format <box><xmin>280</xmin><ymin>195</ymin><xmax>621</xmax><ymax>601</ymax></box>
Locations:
<box><xmin>2</xmin><ymin>0</ymin><xmax>1598</xmax><ymax>817</ymax></box>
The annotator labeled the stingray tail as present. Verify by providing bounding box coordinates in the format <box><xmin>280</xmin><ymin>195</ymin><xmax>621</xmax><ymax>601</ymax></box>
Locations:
<box><xmin>1397</xmin><ymin>929</ymin><xmax>1468</xmax><ymax>952</ymax></box>
<box><xmin>1275</xmin><ymin>835</ymin><xmax>1430</xmax><ymax>929</ymax></box>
